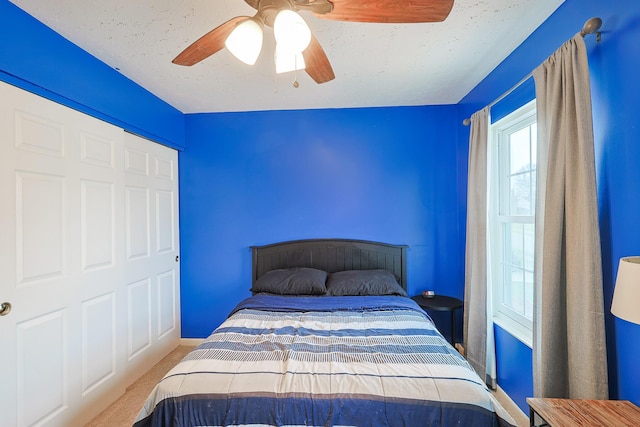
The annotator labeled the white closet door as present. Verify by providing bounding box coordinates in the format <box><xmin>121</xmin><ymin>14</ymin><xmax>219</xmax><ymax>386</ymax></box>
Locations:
<box><xmin>0</xmin><ymin>81</ymin><xmax>180</xmax><ymax>426</ymax></box>
<box><xmin>123</xmin><ymin>132</ymin><xmax>181</xmax><ymax>381</ymax></box>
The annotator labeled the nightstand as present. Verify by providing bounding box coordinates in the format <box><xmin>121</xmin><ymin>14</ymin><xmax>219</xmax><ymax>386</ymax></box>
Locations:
<box><xmin>527</xmin><ymin>397</ymin><xmax>640</xmax><ymax>427</ymax></box>
<box><xmin>411</xmin><ymin>294</ymin><xmax>463</xmax><ymax>345</ymax></box>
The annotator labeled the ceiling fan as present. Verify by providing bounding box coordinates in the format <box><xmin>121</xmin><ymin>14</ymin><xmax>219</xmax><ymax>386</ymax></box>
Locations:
<box><xmin>172</xmin><ymin>0</ymin><xmax>455</xmax><ymax>84</ymax></box>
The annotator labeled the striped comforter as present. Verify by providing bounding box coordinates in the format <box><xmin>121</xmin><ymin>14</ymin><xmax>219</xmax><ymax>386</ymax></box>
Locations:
<box><xmin>134</xmin><ymin>295</ymin><xmax>515</xmax><ymax>427</ymax></box>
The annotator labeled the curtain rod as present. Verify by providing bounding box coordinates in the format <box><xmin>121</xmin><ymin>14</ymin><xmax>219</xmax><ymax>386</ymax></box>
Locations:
<box><xmin>462</xmin><ymin>17</ymin><xmax>602</xmax><ymax>126</ymax></box>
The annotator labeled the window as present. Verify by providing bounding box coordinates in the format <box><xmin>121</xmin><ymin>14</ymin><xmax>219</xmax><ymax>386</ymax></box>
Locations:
<box><xmin>488</xmin><ymin>100</ymin><xmax>536</xmax><ymax>346</ymax></box>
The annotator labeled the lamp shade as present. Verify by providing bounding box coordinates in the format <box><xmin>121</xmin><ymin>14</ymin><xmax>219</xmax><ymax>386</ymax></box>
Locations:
<box><xmin>225</xmin><ymin>18</ymin><xmax>263</xmax><ymax>65</ymax></box>
<box><xmin>273</xmin><ymin>10</ymin><xmax>311</xmax><ymax>53</ymax></box>
<box><xmin>611</xmin><ymin>256</ymin><xmax>640</xmax><ymax>325</ymax></box>
<box><xmin>274</xmin><ymin>45</ymin><xmax>306</xmax><ymax>74</ymax></box>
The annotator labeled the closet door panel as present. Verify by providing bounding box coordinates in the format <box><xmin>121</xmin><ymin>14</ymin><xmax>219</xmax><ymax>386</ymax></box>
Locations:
<box><xmin>123</xmin><ymin>132</ymin><xmax>180</xmax><ymax>383</ymax></box>
<box><xmin>0</xmin><ymin>81</ymin><xmax>180</xmax><ymax>426</ymax></box>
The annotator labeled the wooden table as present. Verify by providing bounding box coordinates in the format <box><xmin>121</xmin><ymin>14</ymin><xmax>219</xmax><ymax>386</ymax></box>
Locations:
<box><xmin>527</xmin><ymin>397</ymin><xmax>640</xmax><ymax>427</ymax></box>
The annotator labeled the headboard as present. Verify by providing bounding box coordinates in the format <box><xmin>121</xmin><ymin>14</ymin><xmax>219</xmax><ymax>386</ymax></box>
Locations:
<box><xmin>250</xmin><ymin>239</ymin><xmax>408</xmax><ymax>291</ymax></box>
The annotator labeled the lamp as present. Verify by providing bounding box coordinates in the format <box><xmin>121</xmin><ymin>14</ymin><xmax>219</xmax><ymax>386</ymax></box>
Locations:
<box><xmin>273</xmin><ymin>9</ymin><xmax>311</xmax><ymax>74</ymax></box>
<box><xmin>273</xmin><ymin>9</ymin><xmax>311</xmax><ymax>52</ymax></box>
<box><xmin>274</xmin><ymin>45</ymin><xmax>306</xmax><ymax>73</ymax></box>
<box><xmin>611</xmin><ymin>256</ymin><xmax>640</xmax><ymax>324</ymax></box>
<box><xmin>225</xmin><ymin>18</ymin><xmax>264</xmax><ymax>65</ymax></box>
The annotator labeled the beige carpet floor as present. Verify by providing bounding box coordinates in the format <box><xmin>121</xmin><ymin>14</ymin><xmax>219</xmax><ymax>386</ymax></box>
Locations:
<box><xmin>85</xmin><ymin>345</ymin><xmax>194</xmax><ymax>427</ymax></box>
<box><xmin>493</xmin><ymin>387</ymin><xmax>529</xmax><ymax>427</ymax></box>
<box><xmin>86</xmin><ymin>345</ymin><xmax>529</xmax><ymax>427</ymax></box>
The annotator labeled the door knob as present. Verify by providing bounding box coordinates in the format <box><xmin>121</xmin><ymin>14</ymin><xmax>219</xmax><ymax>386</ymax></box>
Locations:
<box><xmin>0</xmin><ymin>302</ymin><xmax>11</xmax><ymax>316</ymax></box>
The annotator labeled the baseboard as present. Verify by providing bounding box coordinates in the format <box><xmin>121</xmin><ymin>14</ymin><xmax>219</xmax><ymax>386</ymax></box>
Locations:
<box><xmin>180</xmin><ymin>338</ymin><xmax>204</xmax><ymax>346</ymax></box>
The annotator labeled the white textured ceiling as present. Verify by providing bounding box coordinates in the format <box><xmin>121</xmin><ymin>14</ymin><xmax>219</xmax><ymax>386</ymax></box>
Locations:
<box><xmin>10</xmin><ymin>0</ymin><xmax>564</xmax><ymax>113</ymax></box>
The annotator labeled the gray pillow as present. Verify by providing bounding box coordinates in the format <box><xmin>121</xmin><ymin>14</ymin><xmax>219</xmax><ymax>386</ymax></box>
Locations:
<box><xmin>251</xmin><ymin>268</ymin><xmax>328</xmax><ymax>295</ymax></box>
<box><xmin>325</xmin><ymin>269</ymin><xmax>407</xmax><ymax>297</ymax></box>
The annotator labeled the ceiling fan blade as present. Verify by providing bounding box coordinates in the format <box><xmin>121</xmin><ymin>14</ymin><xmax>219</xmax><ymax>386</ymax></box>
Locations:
<box><xmin>302</xmin><ymin>34</ymin><xmax>335</xmax><ymax>84</ymax></box>
<box><xmin>173</xmin><ymin>16</ymin><xmax>251</xmax><ymax>66</ymax></box>
<box><xmin>315</xmin><ymin>0</ymin><xmax>454</xmax><ymax>23</ymax></box>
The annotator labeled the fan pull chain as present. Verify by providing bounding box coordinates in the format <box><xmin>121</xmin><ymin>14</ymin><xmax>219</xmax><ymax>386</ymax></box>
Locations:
<box><xmin>293</xmin><ymin>56</ymin><xmax>300</xmax><ymax>88</ymax></box>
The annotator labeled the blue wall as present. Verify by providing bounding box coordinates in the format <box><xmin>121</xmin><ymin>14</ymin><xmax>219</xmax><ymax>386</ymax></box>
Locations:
<box><xmin>494</xmin><ymin>325</ymin><xmax>534</xmax><ymax>412</ymax></box>
<box><xmin>458</xmin><ymin>0</ymin><xmax>640</xmax><ymax>410</ymax></box>
<box><xmin>180</xmin><ymin>107</ymin><xmax>463</xmax><ymax>337</ymax></box>
<box><xmin>0</xmin><ymin>0</ymin><xmax>185</xmax><ymax>149</ymax></box>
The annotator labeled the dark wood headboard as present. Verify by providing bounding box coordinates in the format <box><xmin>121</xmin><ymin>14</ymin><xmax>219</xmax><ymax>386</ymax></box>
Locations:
<box><xmin>250</xmin><ymin>239</ymin><xmax>408</xmax><ymax>290</ymax></box>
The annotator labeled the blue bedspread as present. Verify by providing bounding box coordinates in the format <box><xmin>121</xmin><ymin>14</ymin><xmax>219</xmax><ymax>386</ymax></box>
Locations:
<box><xmin>134</xmin><ymin>295</ymin><xmax>515</xmax><ymax>427</ymax></box>
<box><xmin>231</xmin><ymin>294</ymin><xmax>428</xmax><ymax>314</ymax></box>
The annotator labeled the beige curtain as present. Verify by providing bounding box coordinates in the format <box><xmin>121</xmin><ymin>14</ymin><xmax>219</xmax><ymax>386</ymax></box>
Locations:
<box><xmin>532</xmin><ymin>34</ymin><xmax>608</xmax><ymax>399</ymax></box>
<box><xmin>463</xmin><ymin>107</ymin><xmax>496</xmax><ymax>388</ymax></box>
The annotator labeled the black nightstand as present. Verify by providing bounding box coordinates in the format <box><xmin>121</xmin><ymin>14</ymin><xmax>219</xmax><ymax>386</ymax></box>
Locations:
<box><xmin>411</xmin><ymin>294</ymin><xmax>463</xmax><ymax>345</ymax></box>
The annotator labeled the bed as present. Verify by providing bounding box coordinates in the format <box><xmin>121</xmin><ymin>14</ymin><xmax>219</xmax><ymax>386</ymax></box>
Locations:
<box><xmin>134</xmin><ymin>239</ymin><xmax>515</xmax><ymax>427</ymax></box>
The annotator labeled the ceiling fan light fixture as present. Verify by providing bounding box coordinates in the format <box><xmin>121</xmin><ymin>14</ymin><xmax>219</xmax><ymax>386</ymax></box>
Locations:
<box><xmin>273</xmin><ymin>9</ymin><xmax>312</xmax><ymax>53</ymax></box>
<box><xmin>274</xmin><ymin>45</ymin><xmax>306</xmax><ymax>74</ymax></box>
<box><xmin>224</xmin><ymin>18</ymin><xmax>264</xmax><ymax>65</ymax></box>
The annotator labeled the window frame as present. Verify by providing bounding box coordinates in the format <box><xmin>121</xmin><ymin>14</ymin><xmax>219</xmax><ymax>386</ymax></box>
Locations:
<box><xmin>488</xmin><ymin>99</ymin><xmax>537</xmax><ymax>348</ymax></box>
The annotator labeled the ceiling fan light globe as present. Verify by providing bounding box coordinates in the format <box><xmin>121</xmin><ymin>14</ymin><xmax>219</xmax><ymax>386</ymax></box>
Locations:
<box><xmin>274</xmin><ymin>10</ymin><xmax>311</xmax><ymax>52</ymax></box>
<box><xmin>224</xmin><ymin>18</ymin><xmax>263</xmax><ymax>65</ymax></box>
<box><xmin>275</xmin><ymin>46</ymin><xmax>306</xmax><ymax>74</ymax></box>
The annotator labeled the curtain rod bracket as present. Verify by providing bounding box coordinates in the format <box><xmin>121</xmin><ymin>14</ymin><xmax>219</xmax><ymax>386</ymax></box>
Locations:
<box><xmin>580</xmin><ymin>17</ymin><xmax>602</xmax><ymax>39</ymax></box>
